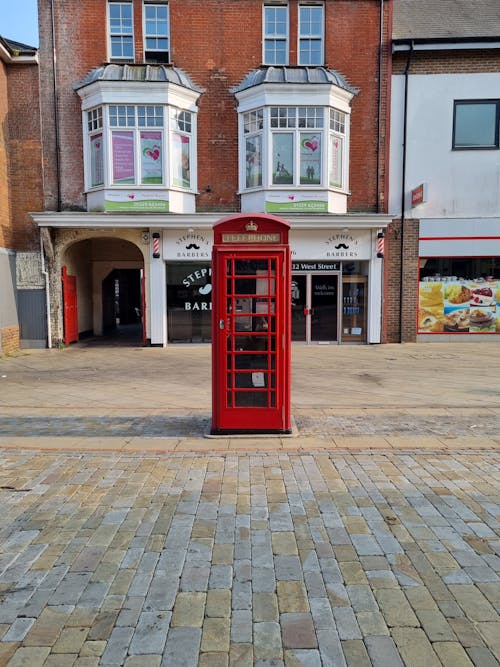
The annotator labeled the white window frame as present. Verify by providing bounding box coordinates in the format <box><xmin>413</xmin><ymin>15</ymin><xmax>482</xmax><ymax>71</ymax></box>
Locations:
<box><xmin>263</xmin><ymin>3</ymin><xmax>289</xmax><ymax>66</ymax></box>
<box><xmin>83</xmin><ymin>104</ymin><xmax>196</xmax><ymax>192</ymax></box>
<box><xmin>298</xmin><ymin>3</ymin><xmax>324</xmax><ymax>66</ymax></box>
<box><xmin>108</xmin><ymin>1</ymin><xmax>135</xmax><ymax>61</ymax></box>
<box><xmin>241</xmin><ymin>104</ymin><xmax>349</xmax><ymax>192</ymax></box>
<box><xmin>143</xmin><ymin>1</ymin><xmax>170</xmax><ymax>63</ymax></box>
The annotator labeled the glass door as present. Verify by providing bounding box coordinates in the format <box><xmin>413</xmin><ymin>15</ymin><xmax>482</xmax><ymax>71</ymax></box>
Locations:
<box><xmin>341</xmin><ymin>276</ymin><xmax>367</xmax><ymax>342</ymax></box>
<box><xmin>291</xmin><ymin>275</ymin><xmax>307</xmax><ymax>341</ymax></box>
<box><xmin>311</xmin><ymin>274</ymin><xmax>339</xmax><ymax>342</ymax></box>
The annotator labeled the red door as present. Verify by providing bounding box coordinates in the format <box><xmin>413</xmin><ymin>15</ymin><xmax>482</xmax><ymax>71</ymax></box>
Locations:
<box><xmin>213</xmin><ymin>250</ymin><xmax>289</xmax><ymax>432</ymax></box>
<box><xmin>62</xmin><ymin>266</ymin><xmax>78</xmax><ymax>345</ymax></box>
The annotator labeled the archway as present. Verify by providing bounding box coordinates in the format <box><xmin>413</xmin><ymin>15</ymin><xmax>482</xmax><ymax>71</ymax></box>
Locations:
<box><xmin>62</xmin><ymin>236</ymin><xmax>145</xmax><ymax>346</ymax></box>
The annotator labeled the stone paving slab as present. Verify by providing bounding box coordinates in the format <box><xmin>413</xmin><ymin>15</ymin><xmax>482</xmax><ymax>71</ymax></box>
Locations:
<box><xmin>0</xmin><ymin>448</ymin><xmax>499</xmax><ymax>666</ymax></box>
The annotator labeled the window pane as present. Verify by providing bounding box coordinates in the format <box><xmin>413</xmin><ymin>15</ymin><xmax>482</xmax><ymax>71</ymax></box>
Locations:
<box><xmin>140</xmin><ymin>131</ymin><xmax>163</xmax><ymax>184</ymax></box>
<box><xmin>454</xmin><ymin>103</ymin><xmax>497</xmax><ymax>148</ymax></box>
<box><xmin>300</xmin><ymin>132</ymin><xmax>321</xmax><ymax>184</ymax></box>
<box><xmin>112</xmin><ymin>130</ymin><xmax>135</xmax><ymax>183</ymax></box>
<box><xmin>264</xmin><ymin>40</ymin><xmax>287</xmax><ymax>65</ymax></box>
<box><xmin>272</xmin><ymin>133</ymin><xmax>294</xmax><ymax>184</ymax></box>
<box><xmin>246</xmin><ymin>134</ymin><xmax>262</xmax><ymax>188</ymax></box>
<box><xmin>171</xmin><ymin>133</ymin><xmax>191</xmax><ymax>188</ymax></box>
<box><xmin>299</xmin><ymin>6</ymin><xmax>323</xmax><ymax>36</ymax></box>
<box><xmin>329</xmin><ymin>134</ymin><xmax>343</xmax><ymax>187</ymax></box>
<box><xmin>90</xmin><ymin>133</ymin><xmax>104</xmax><ymax>187</ymax></box>
<box><xmin>265</xmin><ymin>6</ymin><xmax>287</xmax><ymax>35</ymax></box>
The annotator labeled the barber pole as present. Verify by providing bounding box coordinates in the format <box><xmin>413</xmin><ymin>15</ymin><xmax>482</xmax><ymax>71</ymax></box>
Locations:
<box><xmin>152</xmin><ymin>232</ymin><xmax>160</xmax><ymax>258</ymax></box>
<box><xmin>377</xmin><ymin>231</ymin><xmax>384</xmax><ymax>258</ymax></box>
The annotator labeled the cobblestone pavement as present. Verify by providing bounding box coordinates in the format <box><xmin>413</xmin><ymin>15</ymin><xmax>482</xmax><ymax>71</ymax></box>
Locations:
<box><xmin>1</xmin><ymin>448</ymin><xmax>499</xmax><ymax>667</ymax></box>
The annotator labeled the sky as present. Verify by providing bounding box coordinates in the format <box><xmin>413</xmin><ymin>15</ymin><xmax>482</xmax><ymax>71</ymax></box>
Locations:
<box><xmin>0</xmin><ymin>0</ymin><xmax>39</xmax><ymax>47</ymax></box>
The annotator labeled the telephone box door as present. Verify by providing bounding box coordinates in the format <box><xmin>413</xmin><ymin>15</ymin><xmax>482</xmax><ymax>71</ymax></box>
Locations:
<box><xmin>213</xmin><ymin>250</ymin><xmax>289</xmax><ymax>432</ymax></box>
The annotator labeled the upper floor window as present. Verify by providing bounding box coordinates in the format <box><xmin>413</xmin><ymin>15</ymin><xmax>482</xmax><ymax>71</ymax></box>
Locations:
<box><xmin>263</xmin><ymin>4</ymin><xmax>288</xmax><ymax>65</ymax></box>
<box><xmin>108</xmin><ymin>2</ymin><xmax>134</xmax><ymax>60</ymax></box>
<box><xmin>298</xmin><ymin>4</ymin><xmax>324</xmax><ymax>65</ymax></box>
<box><xmin>144</xmin><ymin>2</ymin><xmax>170</xmax><ymax>63</ymax></box>
<box><xmin>243</xmin><ymin>104</ymin><xmax>347</xmax><ymax>191</ymax></box>
<box><xmin>86</xmin><ymin>104</ymin><xmax>194</xmax><ymax>190</ymax></box>
<box><xmin>453</xmin><ymin>100</ymin><xmax>500</xmax><ymax>149</ymax></box>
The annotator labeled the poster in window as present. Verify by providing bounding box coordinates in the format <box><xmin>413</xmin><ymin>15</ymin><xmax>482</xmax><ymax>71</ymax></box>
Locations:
<box><xmin>90</xmin><ymin>132</ymin><xmax>104</xmax><ymax>187</ymax></box>
<box><xmin>329</xmin><ymin>135</ymin><xmax>343</xmax><ymax>188</ymax></box>
<box><xmin>246</xmin><ymin>135</ymin><xmax>262</xmax><ymax>188</ymax></box>
<box><xmin>140</xmin><ymin>131</ymin><xmax>163</xmax><ymax>184</ymax></box>
<box><xmin>171</xmin><ymin>133</ymin><xmax>190</xmax><ymax>188</ymax></box>
<box><xmin>112</xmin><ymin>131</ymin><xmax>135</xmax><ymax>184</ymax></box>
<box><xmin>418</xmin><ymin>279</ymin><xmax>500</xmax><ymax>334</ymax></box>
<box><xmin>300</xmin><ymin>133</ymin><xmax>321</xmax><ymax>185</ymax></box>
<box><xmin>272</xmin><ymin>133</ymin><xmax>294</xmax><ymax>184</ymax></box>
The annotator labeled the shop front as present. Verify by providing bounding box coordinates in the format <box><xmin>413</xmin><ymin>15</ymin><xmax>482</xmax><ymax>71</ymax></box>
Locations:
<box><xmin>161</xmin><ymin>223</ymin><xmax>384</xmax><ymax>345</ymax></box>
<box><xmin>417</xmin><ymin>219</ymin><xmax>500</xmax><ymax>339</ymax></box>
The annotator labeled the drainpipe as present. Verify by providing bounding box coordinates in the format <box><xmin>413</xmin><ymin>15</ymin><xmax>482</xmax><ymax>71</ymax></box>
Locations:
<box><xmin>376</xmin><ymin>0</ymin><xmax>384</xmax><ymax>213</ymax></box>
<box><xmin>50</xmin><ymin>0</ymin><xmax>61</xmax><ymax>211</ymax></box>
<box><xmin>399</xmin><ymin>40</ymin><xmax>414</xmax><ymax>342</ymax></box>
<box><xmin>40</xmin><ymin>233</ymin><xmax>52</xmax><ymax>349</ymax></box>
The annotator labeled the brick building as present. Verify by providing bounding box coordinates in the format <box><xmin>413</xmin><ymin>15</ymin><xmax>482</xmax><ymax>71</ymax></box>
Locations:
<box><xmin>32</xmin><ymin>0</ymin><xmax>395</xmax><ymax>347</ymax></box>
<box><xmin>389</xmin><ymin>0</ymin><xmax>500</xmax><ymax>343</ymax></box>
<box><xmin>0</xmin><ymin>37</ymin><xmax>44</xmax><ymax>354</ymax></box>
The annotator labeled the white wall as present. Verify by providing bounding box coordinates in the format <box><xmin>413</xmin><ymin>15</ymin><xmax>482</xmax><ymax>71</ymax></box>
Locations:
<box><xmin>389</xmin><ymin>72</ymin><xmax>500</xmax><ymax>219</ymax></box>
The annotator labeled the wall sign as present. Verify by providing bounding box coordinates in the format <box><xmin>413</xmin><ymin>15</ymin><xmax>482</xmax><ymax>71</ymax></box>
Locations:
<box><xmin>163</xmin><ymin>231</ymin><xmax>213</xmax><ymax>260</ymax></box>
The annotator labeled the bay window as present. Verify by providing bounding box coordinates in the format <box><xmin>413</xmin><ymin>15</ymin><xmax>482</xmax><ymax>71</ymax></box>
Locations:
<box><xmin>243</xmin><ymin>105</ymin><xmax>346</xmax><ymax>190</ymax></box>
<box><xmin>85</xmin><ymin>104</ymin><xmax>194</xmax><ymax>190</ymax></box>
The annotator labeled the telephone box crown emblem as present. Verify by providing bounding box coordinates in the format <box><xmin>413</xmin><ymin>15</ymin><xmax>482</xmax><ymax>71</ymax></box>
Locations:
<box><xmin>245</xmin><ymin>221</ymin><xmax>258</xmax><ymax>232</ymax></box>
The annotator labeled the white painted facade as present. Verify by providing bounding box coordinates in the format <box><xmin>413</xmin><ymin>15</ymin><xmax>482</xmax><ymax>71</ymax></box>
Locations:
<box><xmin>389</xmin><ymin>71</ymin><xmax>500</xmax><ymax>219</ymax></box>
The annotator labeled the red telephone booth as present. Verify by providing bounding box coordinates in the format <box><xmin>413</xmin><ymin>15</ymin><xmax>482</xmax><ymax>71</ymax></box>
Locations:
<box><xmin>211</xmin><ymin>213</ymin><xmax>291</xmax><ymax>434</ymax></box>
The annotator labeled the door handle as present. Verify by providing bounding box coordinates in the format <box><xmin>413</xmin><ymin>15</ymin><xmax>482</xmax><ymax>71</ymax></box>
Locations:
<box><xmin>219</xmin><ymin>319</ymin><xmax>225</xmax><ymax>330</ymax></box>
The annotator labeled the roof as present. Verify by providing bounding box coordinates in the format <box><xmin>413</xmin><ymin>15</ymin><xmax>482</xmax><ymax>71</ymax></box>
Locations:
<box><xmin>393</xmin><ymin>0</ymin><xmax>500</xmax><ymax>41</ymax></box>
<box><xmin>74</xmin><ymin>64</ymin><xmax>204</xmax><ymax>93</ymax></box>
<box><xmin>232</xmin><ymin>66</ymin><xmax>358</xmax><ymax>94</ymax></box>
<box><xmin>0</xmin><ymin>36</ymin><xmax>37</xmax><ymax>56</ymax></box>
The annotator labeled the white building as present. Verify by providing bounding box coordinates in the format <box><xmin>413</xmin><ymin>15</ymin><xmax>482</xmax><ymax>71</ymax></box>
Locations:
<box><xmin>389</xmin><ymin>0</ymin><xmax>500</xmax><ymax>341</ymax></box>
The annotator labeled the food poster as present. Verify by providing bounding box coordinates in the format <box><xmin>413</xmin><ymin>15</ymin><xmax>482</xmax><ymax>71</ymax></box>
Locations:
<box><xmin>418</xmin><ymin>280</ymin><xmax>500</xmax><ymax>333</ymax></box>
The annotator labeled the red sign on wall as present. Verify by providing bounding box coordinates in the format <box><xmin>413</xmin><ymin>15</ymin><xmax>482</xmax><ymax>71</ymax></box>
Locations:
<box><xmin>411</xmin><ymin>183</ymin><xmax>427</xmax><ymax>208</ymax></box>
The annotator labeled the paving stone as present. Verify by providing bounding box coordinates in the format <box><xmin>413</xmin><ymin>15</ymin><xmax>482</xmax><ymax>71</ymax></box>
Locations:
<box><xmin>391</xmin><ymin>627</ymin><xmax>441</xmax><ymax>667</ymax></box>
<box><xmin>316</xmin><ymin>627</ymin><xmax>347</xmax><ymax>667</ymax></box>
<box><xmin>375</xmin><ymin>589</ymin><xmax>419</xmax><ymax>627</ymax></box>
<box><xmin>231</xmin><ymin>609</ymin><xmax>253</xmax><ymax>643</ymax></box>
<box><xmin>364</xmin><ymin>636</ymin><xmax>404</xmax><ymax>667</ymax></box>
<box><xmin>206</xmin><ymin>589</ymin><xmax>231</xmax><ymax>618</ymax></box>
<box><xmin>4</xmin><ymin>646</ymin><xmax>51</xmax><ymax>667</ymax></box>
<box><xmin>253</xmin><ymin>592</ymin><xmax>279</xmax><ymax>622</ymax></box>
<box><xmin>342</xmin><ymin>639</ymin><xmax>372</xmax><ymax>667</ymax></box>
<box><xmin>284</xmin><ymin>648</ymin><xmax>322</xmax><ymax>666</ymax></box>
<box><xmin>199</xmin><ymin>652</ymin><xmax>229</xmax><ymax>667</ymax></box>
<box><xmin>466</xmin><ymin>646</ymin><xmax>500</xmax><ymax>667</ymax></box>
<box><xmin>331</xmin><ymin>606</ymin><xmax>362</xmax><ymax>640</ymax></box>
<box><xmin>52</xmin><ymin>627</ymin><xmax>89</xmax><ymax>654</ymax></box>
<box><xmin>229</xmin><ymin>642</ymin><xmax>253</xmax><ymax>666</ymax></box>
<box><xmin>281</xmin><ymin>612</ymin><xmax>317</xmax><ymax>649</ymax></box>
<box><xmin>254</xmin><ymin>621</ymin><xmax>283</xmax><ymax>661</ymax></box>
<box><xmin>129</xmin><ymin>611</ymin><xmax>171</xmax><ymax>655</ymax></box>
<box><xmin>171</xmin><ymin>592</ymin><xmax>206</xmax><ymax>627</ymax></box>
<box><xmin>162</xmin><ymin>626</ymin><xmax>201</xmax><ymax>667</ymax></box>
<box><xmin>476</xmin><ymin>622</ymin><xmax>500</xmax><ymax>662</ymax></box>
<box><xmin>448</xmin><ymin>584</ymin><xmax>499</xmax><ymax>622</ymax></box>
<box><xmin>277</xmin><ymin>581</ymin><xmax>309</xmax><ymax>612</ymax></box>
<box><xmin>201</xmin><ymin>617</ymin><xmax>230</xmax><ymax>653</ymax></box>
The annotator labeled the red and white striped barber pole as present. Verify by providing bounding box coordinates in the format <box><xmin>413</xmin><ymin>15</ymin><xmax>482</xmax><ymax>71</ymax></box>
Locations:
<box><xmin>376</xmin><ymin>231</ymin><xmax>385</xmax><ymax>258</ymax></box>
<box><xmin>152</xmin><ymin>233</ymin><xmax>160</xmax><ymax>258</ymax></box>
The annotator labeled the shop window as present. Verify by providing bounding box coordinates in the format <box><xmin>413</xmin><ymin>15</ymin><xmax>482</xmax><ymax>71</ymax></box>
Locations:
<box><xmin>298</xmin><ymin>4</ymin><xmax>324</xmax><ymax>65</ymax></box>
<box><xmin>167</xmin><ymin>263</ymin><xmax>212</xmax><ymax>343</ymax></box>
<box><xmin>263</xmin><ymin>4</ymin><xmax>289</xmax><ymax>65</ymax></box>
<box><xmin>144</xmin><ymin>2</ymin><xmax>170</xmax><ymax>63</ymax></box>
<box><xmin>108</xmin><ymin>1</ymin><xmax>134</xmax><ymax>60</ymax></box>
<box><xmin>453</xmin><ymin>100</ymin><xmax>500</xmax><ymax>149</ymax></box>
<box><xmin>418</xmin><ymin>257</ymin><xmax>500</xmax><ymax>335</ymax></box>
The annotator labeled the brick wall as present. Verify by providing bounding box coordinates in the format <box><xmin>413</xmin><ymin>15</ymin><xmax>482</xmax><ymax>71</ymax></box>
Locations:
<box><xmin>39</xmin><ymin>0</ymin><xmax>392</xmax><ymax>214</ymax></box>
<box><xmin>0</xmin><ymin>60</ymin><xmax>12</xmax><ymax>249</ymax></box>
<box><xmin>7</xmin><ymin>64</ymin><xmax>43</xmax><ymax>251</ymax></box>
<box><xmin>393</xmin><ymin>49</ymin><xmax>500</xmax><ymax>75</ymax></box>
<box><xmin>383</xmin><ymin>217</ymin><xmax>419</xmax><ymax>343</ymax></box>
<box><xmin>0</xmin><ymin>325</ymin><xmax>20</xmax><ymax>355</ymax></box>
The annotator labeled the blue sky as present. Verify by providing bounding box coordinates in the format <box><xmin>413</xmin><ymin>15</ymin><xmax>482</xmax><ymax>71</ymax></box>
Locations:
<box><xmin>0</xmin><ymin>0</ymin><xmax>39</xmax><ymax>47</ymax></box>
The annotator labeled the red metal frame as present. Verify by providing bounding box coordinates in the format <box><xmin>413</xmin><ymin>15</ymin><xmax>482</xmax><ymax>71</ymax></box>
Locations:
<box><xmin>62</xmin><ymin>265</ymin><xmax>79</xmax><ymax>345</ymax></box>
<box><xmin>211</xmin><ymin>214</ymin><xmax>291</xmax><ymax>434</ymax></box>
